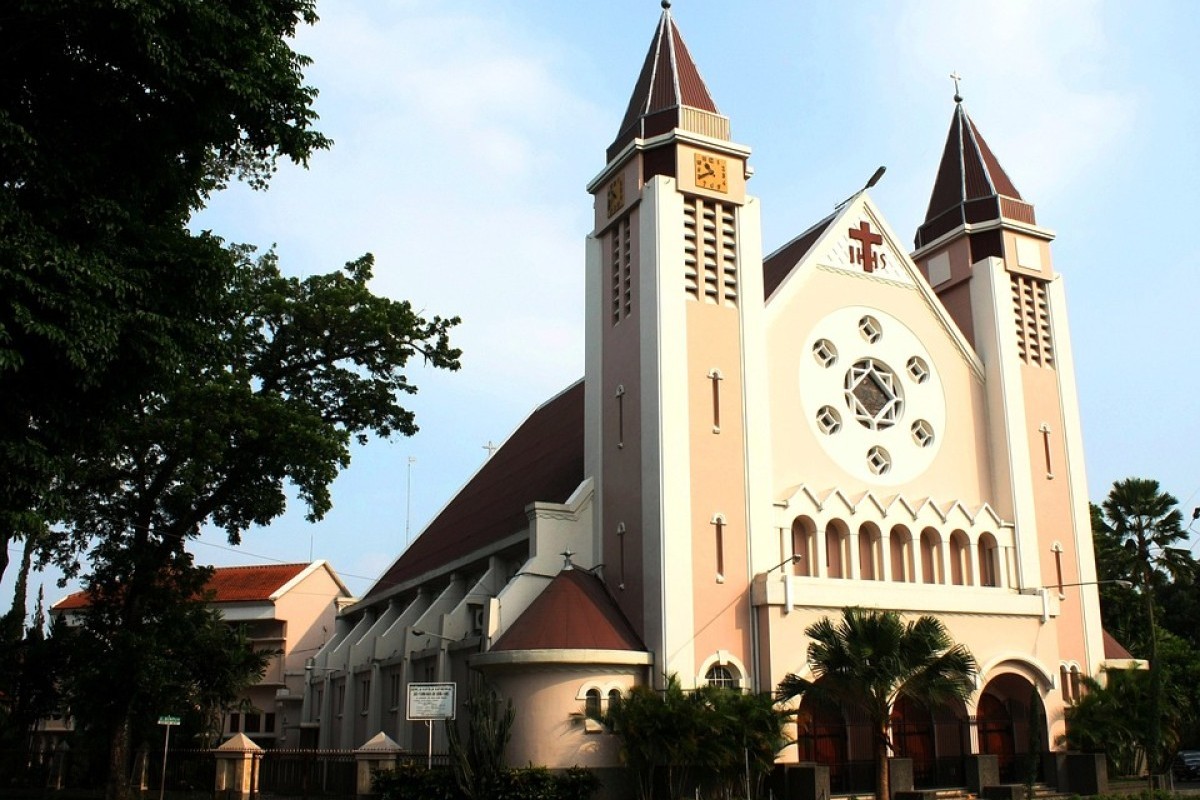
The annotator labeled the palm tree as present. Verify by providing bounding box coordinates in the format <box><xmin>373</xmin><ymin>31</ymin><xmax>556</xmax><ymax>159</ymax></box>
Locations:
<box><xmin>1100</xmin><ymin>477</ymin><xmax>1195</xmax><ymax>782</ymax></box>
<box><xmin>776</xmin><ymin>607</ymin><xmax>977</xmax><ymax>800</ymax></box>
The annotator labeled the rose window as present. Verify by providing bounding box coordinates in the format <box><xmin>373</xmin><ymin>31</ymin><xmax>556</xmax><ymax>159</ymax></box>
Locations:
<box><xmin>844</xmin><ymin>359</ymin><xmax>903</xmax><ymax>431</ymax></box>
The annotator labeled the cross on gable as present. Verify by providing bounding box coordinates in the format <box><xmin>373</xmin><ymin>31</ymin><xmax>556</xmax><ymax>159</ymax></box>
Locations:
<box><xmin>848</xmin><ymin>220</ymin><xmax>884</xmax><ymax>273</ymax></box>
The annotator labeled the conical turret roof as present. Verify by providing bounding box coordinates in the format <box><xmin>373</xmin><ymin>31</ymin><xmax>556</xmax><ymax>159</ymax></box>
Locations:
<box><xmin>915</xmin><ymin>101</ymin><xmax>1036</xmax><ymax>249</ymax></box>
<box><xmin>606</xmin><ymin>5</ymin><xmax>726</xmax><ymax>161</ymax></box>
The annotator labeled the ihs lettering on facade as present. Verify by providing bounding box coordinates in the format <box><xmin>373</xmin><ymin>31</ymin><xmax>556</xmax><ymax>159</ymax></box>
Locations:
<box><xmin>848</xmin><ymin>220</ymin><xmax>886</xmax><ymax>273</ymax></box>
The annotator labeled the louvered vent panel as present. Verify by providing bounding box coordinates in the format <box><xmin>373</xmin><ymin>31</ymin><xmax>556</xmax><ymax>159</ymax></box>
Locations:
<box><xmin>684</xmin><ymin>201</ymin><xmax>700</xmax><ymax>299</ymax></box>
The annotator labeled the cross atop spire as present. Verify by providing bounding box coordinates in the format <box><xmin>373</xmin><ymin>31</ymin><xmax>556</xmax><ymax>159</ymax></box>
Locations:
<box><xmin>606</xmin><ymin>5</ymin><xmax>726</xmax><ymax>160</ymax></box>
<box><xmin>950</xmin><ymin>70</ymin><xmax>963</xmax><ymax>103</ymax></box>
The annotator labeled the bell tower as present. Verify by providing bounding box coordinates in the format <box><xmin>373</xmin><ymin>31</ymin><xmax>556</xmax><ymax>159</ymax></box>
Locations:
<box><xmin>912</xmin><ymin>95</ymin><xmax>1105</xmax><ymax>675</ymax></box>
<box><xmin>583</xmin><ymin>3</ymin><xmax>771</xmax><ymax>689</ymax></box>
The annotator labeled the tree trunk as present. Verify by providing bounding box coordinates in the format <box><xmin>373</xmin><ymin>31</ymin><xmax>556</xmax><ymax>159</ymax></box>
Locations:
<box><xmin>107</xmin><ymin>713</ymin><xmax>134</xmax><ymax>800</ymax></box>
<box><xmin>5</xmin><ymin>529</ymin><xmax>37</xmax><ymax>632</ymax></box>
<box><xmin>1143</xmin><ymin>559</ymin><xmax>1161</xmax><ymax>789</ymax></box>
<box><xmin>877</xmin><ymin>723</ymin><xmax>891</xmax><ymax>800</ymax></box>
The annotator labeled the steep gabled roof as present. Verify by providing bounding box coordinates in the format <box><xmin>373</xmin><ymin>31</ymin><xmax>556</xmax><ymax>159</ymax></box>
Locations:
<box><xmin>490</xmin><ymin>567</ymin><xmax>645</xmax><ymax>652</ymax></box>
<box><xmin>364</xmin><ymin>381</ymin><xmax>585</xmax><ymax>603</ymax></box>
<box><xmin>762</xmin><ymin>213</ymin><xmax>835</xmax><ymax>300</ymax></box>
<box><xmin>915</xmin><ymin>101</ymin><xmax>1036</xmax><ymax>249</ymax></box>
<box><xmin>607</xmin><ymin>6</ymin><xmax>724</xmax><ymax>160</ymax></box>
<box><xmin>53</xmin><ymin>562</ymin><xmax>317</xmax><ymax>611</ymax></box>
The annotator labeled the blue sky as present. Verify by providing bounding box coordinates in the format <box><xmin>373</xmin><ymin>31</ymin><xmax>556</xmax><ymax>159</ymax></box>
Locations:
<box><xmin>7</xmin><ymin>0</ymin><xmax>1199</xmax><ymax>610</ymax></box>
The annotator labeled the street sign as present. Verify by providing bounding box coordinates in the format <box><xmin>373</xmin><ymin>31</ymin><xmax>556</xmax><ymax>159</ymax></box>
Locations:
<box><xmin>406</xmin><ymin>682</ymin><xmax>456</xmax><ymax>720</ymax></box>
<box><xmin>157</xmin><ymin>715</ymin><xmax>181</xmax><ymax>726</ymax></box>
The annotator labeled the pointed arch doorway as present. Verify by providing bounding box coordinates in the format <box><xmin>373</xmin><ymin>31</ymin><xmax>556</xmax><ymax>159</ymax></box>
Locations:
<box><xmin>976</xmin><ymin>673</ymin><xmax>1047</xmax><ymax>783</ymax></box>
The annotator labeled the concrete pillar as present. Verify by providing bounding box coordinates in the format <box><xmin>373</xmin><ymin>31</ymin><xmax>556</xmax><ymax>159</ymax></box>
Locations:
<box><xmin>214</xmin><ymin>733</ymin><xmax>263</xmax><ymax>800</ymax></box>
<box><xmin>772</xmin><ymin>763</ymin><xmax>830</xmax><ymax>800</ymax></box>
<box><xmin>49</xmin><ymin>742</ymin><xmax>70</xmax><ymax>790</ymax></box>
<box><xmin>889</xmin><ymin>757</ymin><xmax>914</xmax><ymax>798</ymax></box>
<box><xmin>355</xmin><ymin>731</ymin><xmax>403</xmax><ymax>798</ymax></box>
<box><xmin>965</xmin><ymin>754</ymin><xmax>999</xmax><ymax>794</ymax></box>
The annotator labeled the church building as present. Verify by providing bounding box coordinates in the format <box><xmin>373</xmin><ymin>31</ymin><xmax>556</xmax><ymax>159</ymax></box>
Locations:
<box><xmin>303</xmin><ymin>4</ymin><xmax>1125</xmax><ymax>788</ymax></box>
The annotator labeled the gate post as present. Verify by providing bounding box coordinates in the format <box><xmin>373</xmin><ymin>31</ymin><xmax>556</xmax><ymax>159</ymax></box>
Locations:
<box><xmin>355</xmin><ymin>732</ymin><xmax>403</xmax><ymax>798</ymax></box>
<box><xmin>214</xmin><ymin>733</ymin><xmax>264</xmax><ymax>800</ymax></box>
<box><xmin>889</xmin><ymin>757</ymin><xmax>914</xmax><ymax>797</ymax></box>
<box><xmin>966</xmin><ymin>754</ymin><xmax>999</xmax><ymax>794</ymax></box>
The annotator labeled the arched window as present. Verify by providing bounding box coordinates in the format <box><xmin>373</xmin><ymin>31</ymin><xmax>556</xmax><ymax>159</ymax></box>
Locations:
<box><xmin>978</xmin><ymin>533</ymin><xmax>1000</xmax><ymax>587</ymax></box>
<box><xmin>858</xmin><ymin>523</ymin><xmax>882</xmax><ymax>580</ymax></box>
<box><xmin>920</xmin><ymin>528</ymin><xmax>942</xmax><ymax>584</ymax></box>
<box><xmin>949</xmin><ymin>530</ymin><xmax>970</xmax><ymax>586</ymax></box>
<box><xmin>791</xmin><ymin>517</ymin><xmax>816</xmax><ymax>577</ymax></box>
<box><xmin>826</xmin><ymin>520</ymin><xmax>849</xmax><ymax>579</ymax></box>
<box><xmin>890</xmin><ymin>525</ymin><xmax>913</xmax><ymax>582</ymax></box>
<box><xmin>585</xmin><ymin>688</ymin><xmax>602</xmax><ymax>719</ymax></box>
<box><xmin>705</xmin><ymin>664</ymin><xmax>739</xmax><ymax>689</ymax></box>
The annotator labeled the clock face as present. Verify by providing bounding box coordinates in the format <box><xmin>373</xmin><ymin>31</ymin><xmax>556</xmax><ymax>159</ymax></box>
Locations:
<box><xmin>607</xmin><ymin>175</ymin><xmax>625</xmax><ymax>217</ymax></box>
<box><xmin>694</xmin><ymin>153</ymin><xmax>728</xmax><ymax>193</ymax></box>
<box><xmin>799</xmin><ymin>307</ymin><xmax>945</xmax><ymax>485</ymax></box>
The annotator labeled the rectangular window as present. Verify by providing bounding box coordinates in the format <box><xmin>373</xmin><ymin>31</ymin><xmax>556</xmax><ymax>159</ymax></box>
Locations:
<box><xmin>390</xmin><ymin>672</ymin><xmax>402</xmax><ymax>709</ymax></box>
<box><xmin>229</xmin><ymin>713</ymin><xmax>240</xmax><ymax>733</ymax></box>
<box><xmin>264</xmin><ymin>713</ymin><xmax>276</xmax><ymax>734</ymax></box>
<box><xmin>244</xmin><ymin>713</ymin><xmax>261</xmax><ymax>733</ymax></box>
<box><xmin>360</xmin><ymin>678</ymin><xmax>371</xmax><ymax>714</ymax></box>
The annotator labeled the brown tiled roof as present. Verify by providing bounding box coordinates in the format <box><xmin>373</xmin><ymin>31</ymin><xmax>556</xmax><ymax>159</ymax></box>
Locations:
<box><xmin>364</xmin><ymin>381</ymin><xmax>585</xmax><ymax>603</ymax></box>
<box><xmin>490</xmin><ymin>568</ymin><xmax>645</xmax><ymax>652</ymax></box>
<box><xmin>1103</xmin><ymin>629</ymin><xmax>1135</xmax><ymax>660</ymax></box>
<box><xmin>53</xmin><ymin>563</ymin><xmax>311</xmax><ymax>610</ymax></box>
<box><xmin>609</xmin><ymin>8</ymin><xmax>721</xmax><ymax>159</ymax></box>
<box><xmin>915</xmin><ymin>102</ymin><xmax>1035</xmax><ymax>249</ymax></box>
<box><xmin>762</xmin><ymin>213</ymin><xmax>835</xmax><ymax>300</ymax></box>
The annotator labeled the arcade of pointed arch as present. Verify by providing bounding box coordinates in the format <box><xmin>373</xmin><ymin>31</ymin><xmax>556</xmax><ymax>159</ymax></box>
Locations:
<box><xmin>777</xmin><ymin>651</ymin><xmax>1055</xmax><ymax>720</ymax></box>
<box><xmin>775</xmin><ymin>486</ymin><xmax>1013</xmax><ymax>589</ymax></box>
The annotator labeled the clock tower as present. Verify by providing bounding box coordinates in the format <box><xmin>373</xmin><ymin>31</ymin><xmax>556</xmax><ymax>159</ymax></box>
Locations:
<box><xmin>912</xmin><ymin>98</ymin><xmax>1105</xmax><ymax>675</ymax></box>
<box><xmin>583</xmin><ymin>4</ymin><xmax>771</xmax><ymax>690</ymax></box>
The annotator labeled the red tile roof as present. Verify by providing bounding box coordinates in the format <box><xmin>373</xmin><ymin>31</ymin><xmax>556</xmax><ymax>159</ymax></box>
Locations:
<box><xmin>491</xmin><ymin>568</ymin><xmax>645</xmax><ymax>652</ymax></box>
<box><xmin>363</xmin><ymin>381</ymin><xmax>585</xmax><ymax>603</ymax></box>
<box><xmin>1103</xmin><ymin>629</ymin><xmax>1135</xmax><ymax>660</ymax></box>
<box><xmin>53</xmin><ymin>563</ymin><xmax>312</xmax><ymax>610</ymax></box>
<box><xmin>609</xmin><ymin>7</ymin><xmax>721</xmax><ymax>159</ymax></box>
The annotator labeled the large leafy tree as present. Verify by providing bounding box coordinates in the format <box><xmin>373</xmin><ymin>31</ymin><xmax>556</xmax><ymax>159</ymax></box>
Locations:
<box><xmin>55</xmin><ymin>249</ymin><xmax>458</xmax><ymax>800</ymax></box>
<box><xmin>776</xmin><ymin>607</ymin><xmax>977</xmax><ymax>800</ymax></box>
<box><xmin>0</xmin><ymin>0</ymin><xmax>331</xmax><ymax>584</ymax></box>
<box><xmin>1097</xmin><ymin>478</ymin><xmax>1196</xmax><ymax>779</ymax></box>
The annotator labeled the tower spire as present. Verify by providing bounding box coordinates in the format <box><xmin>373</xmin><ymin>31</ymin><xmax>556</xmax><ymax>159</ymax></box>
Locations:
<box><xmin>914</xmin><ymin>101</ymin><xmax>1034</xmax><ymax>251</ymax></box>
<box><xmin>606</xmin><ymin>4</ymin><xmax>726</xmax><ymax>161</ymax></box>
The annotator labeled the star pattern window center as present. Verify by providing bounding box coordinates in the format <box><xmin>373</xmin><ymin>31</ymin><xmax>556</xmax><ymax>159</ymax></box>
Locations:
<box><xmin>845</xmin><ymin>359</ymin><xmax>902</xmax><ymax>430</ymax></box>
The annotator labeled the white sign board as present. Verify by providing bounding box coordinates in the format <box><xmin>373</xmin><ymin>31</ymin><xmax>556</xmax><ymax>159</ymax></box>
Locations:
<box><xmin>406</xmin><ymin>682</ymin><xmax>456</xmax><ymax>720</ymax></box>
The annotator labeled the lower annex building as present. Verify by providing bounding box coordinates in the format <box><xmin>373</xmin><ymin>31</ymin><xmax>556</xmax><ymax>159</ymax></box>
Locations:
<box><xmin>303</xmin><ymin>4</ymin><xmax>1132</xmax><ymax>785</ymax></box>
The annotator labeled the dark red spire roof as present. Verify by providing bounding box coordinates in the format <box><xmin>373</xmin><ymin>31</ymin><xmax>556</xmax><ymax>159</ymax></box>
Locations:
<box><xmin>607</xmin><ymin>7</ymin><xmax>724</xmax><ymax>161</ymax></box>
<box><xmin>915</xmin><ymin>102</ymin><xmax>1036</xmax><ymax>249</ymax></box>
<box><xmin>490</xmin><ymin>568</ymin><xmax>645</xmax><ymax>652</ymax></box>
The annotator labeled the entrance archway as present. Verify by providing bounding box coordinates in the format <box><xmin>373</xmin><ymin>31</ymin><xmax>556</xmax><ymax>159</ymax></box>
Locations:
<box><xmin>892</xmin><ymin>695</ymin><xmax>971</xmax><ymax>788</ymax></box>
<box><xmin>977</xmin><ymin>673</ymin><xmax>1046</xmax><ymax>783</ymax></box>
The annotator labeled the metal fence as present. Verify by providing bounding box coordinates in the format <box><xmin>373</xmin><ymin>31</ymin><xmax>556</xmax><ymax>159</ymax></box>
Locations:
<box><xmin>3</xmin><ymin>746</ymin><xmax>451</xmax><ymax>799</ymax></box>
